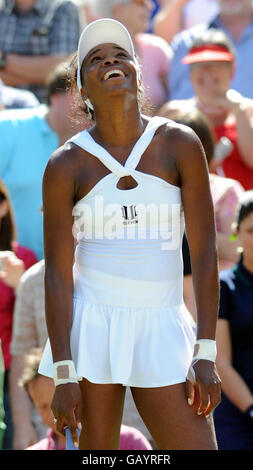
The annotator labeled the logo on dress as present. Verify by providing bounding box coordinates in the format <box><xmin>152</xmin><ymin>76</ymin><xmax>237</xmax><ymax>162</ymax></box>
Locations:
<box><xmin>121</xmin><ymin>205</ymin><xmax>138</xmax><ymax>225</ymax></box>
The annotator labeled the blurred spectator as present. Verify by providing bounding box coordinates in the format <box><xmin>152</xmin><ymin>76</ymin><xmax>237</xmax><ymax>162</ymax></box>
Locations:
<box><xmin>10</xmin><ymin>260</ymin><xmax>47</xmax><ymax>450</ymax></box>
<box><xmin>0</xmin><ymin>78</ymin><xmax>39</xmax><ymax>110</ymax></box>
<box><xmin>214</xmin><ymin>191</ymin><xmax>253</xmax><ymax>449</ymax></box>
<box><xmin>0</xmin><ymin>0</ymin><xmax>80</xmax><ymax>103</ymax></box>
<box><xmin>153</xmin><ymin>0</ymin><xmax>219</xmax><ymax>42</ymax></box>
<box><xmin>0</xmin><ymin>340</ymin><xmax>6</xmax><ymax>449</ymax></box>
<box><xmin>89</xmin><ymin>0</ymin><xmax>172</xmax><ymax>110</ymax></box>
<box><xmin>0</xmin><ymin>61</ymin><xmax>84</xmax><ymax>261</ymax></box>
<box><xmin>159</xmin><ymin>108</ymin><xmax>244</xmax><ymax>319</ymax></box>
<box><xmin>19</xmin><ymin>348</ymin><xmax>152</xmax><ymax>451</ymax></box>
<box><xmin>160</xmin><ymin>29</ymin><xmax>253</xmax><ymax>190</ymax></box>
<box><xmin>0</xmin><ymin>179</ymin><xmax>37</xmax><ymax>449</ymax></box>
<box><xmin>169</xmin><ymin>0</ymin><xmax>253</xmax><ymax>100</ymax></box>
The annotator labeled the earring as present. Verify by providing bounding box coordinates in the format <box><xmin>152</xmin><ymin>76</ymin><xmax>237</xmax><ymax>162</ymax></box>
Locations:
<box><xmin>84</xmin><ymin>97</ymin><xmax>94</xmax><ymax>120</ymax></box>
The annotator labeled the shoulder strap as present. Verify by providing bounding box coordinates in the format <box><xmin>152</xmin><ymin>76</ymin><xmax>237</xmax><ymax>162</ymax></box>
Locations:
<box><xmin>67</xmin><ymin>116</ymin><xmax>169</xmax><ymax>178</ymax></box>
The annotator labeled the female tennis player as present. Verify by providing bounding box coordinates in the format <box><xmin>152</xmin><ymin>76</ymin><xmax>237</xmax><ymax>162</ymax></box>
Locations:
<box><xmin>39</xmin><ymin>18</ymin><xmax>221</xmax><ymax>450</ymax></box>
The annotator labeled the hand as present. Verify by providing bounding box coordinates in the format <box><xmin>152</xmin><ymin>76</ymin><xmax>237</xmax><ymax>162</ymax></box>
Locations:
<box><xmin>198</xmin><ymin>89</ymin><xmax>245</xmax><ymax>116</ymax></box>
<box><xmin>0</xmin><ymin>251</ymin><xmax>25</xmax><ymax>289</ymax></box>
<box><xmin>13</xmin><ymin>424</ymin><xmax>38</xmax><ymax>449</ymax></box>
<box><xmin>186</xmin><ymin>360</ymin><xmax>221</xmax><ymax>417</ymax></box>
<box><xmin>51</xmin><ymin>383</ymin><xmax>82</xmax><ymax>448</ymax></box>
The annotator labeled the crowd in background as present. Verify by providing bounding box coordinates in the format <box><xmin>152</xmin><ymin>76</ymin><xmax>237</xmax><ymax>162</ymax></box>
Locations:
<box><xmin>0</xmin><ymin>0</ymin><xmax>253</xmax><ymax>451</ymax></box>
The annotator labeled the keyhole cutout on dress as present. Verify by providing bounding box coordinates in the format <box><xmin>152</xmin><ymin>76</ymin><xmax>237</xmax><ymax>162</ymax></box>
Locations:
<box><xmin>116</xmin><ymin>175</ymin><xmax>139</xmax><ymax>191</ymax></box>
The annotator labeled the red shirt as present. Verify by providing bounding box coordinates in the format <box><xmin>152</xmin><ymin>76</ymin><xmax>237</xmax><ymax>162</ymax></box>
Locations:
<box><xmin>0</xmin><ymin>241</ymin><xmax>37</xmax><ymax>370</ymax></box>
<box><xmin>215</xmin><ymin>122</ymin><xmax>253</xmax><ymax>190</ymax></box>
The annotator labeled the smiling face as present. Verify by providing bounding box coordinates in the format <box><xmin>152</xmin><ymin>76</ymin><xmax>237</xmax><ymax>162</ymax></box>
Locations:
<box><xmin>190</xmin><ymin>60</ymin><xmax>234</xmax><ymax>105</ymax></box>
<box><xmin>80</xmin><ymin>42</ymin><xmax>139</xmax><ymax>109</ymax></box>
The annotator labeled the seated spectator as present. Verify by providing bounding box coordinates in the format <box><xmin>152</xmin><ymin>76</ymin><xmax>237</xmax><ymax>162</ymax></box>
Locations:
<box><xmin>0</xmin><ymin>180</ymin><xmax>37</xmax><ymax>449</ymax></box>
<box><xmin>214</xmin><ymin>190</ymin><xmax>253</xmax><ymax>449</ymax></box>
<box><xmin>161</xmin><ymin>108</ymin><xmax>244</xmax><ymax>319</ymax></box>
<box><xmin>169</xmin><ymin>0</ymin><xmax>253</xmax><ymax>100</ymax></box>
<box><xmin>0</xmin><ymin>61</ymin><xmax>85</xmax><ymax>261</ymax></box>
<box><xmin>0</xmin><ymin>79</ymin><xmax>39</xmax><ymax>110</ymax></box>
<box><xmin>89</xmin><ymin>0</ymin><xmax>173</xmax><ymax>110</ymax></box>
<box><xmin>0</xmin><ymin>0</ymin><xmax>80</xmax><ymax>103</ymax></box>
<box><xmin>19</xmin><ymin>348</ymin><xmax>152</xmax><ymax>450</ymax></box>
<box><xmin>153</xmin><ymin>0</ymin><xmax>219</xmax><ymax>42</ymax></box>
<box><xmin>159</xmin><ymin>29</ymin><xmax>253</xmax><ymax>190</ymax></box>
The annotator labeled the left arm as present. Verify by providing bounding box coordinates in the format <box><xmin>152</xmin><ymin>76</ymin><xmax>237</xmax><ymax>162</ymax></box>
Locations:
<box><xmin>171</xmin><ymin>124</ymin><xmax>221</xmax><ymax>416</ymax></box>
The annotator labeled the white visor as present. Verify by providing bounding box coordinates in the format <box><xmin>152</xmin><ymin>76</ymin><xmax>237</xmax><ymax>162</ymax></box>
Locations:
<box><xmin>76</xmin><ymin>18</ymin><xmax>136</xmax><ymax>91</ymax></box>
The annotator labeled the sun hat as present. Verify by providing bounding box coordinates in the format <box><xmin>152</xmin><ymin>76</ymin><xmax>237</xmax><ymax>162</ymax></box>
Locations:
<box><xmin>76</xmin><ymin>18</ymin><xmax>136</xmax><ymax>91</ymax></box>
<box><xmin>182</xmin><ymin>44</ymin><xmax>234</xmax><ymax>65</ymax></box>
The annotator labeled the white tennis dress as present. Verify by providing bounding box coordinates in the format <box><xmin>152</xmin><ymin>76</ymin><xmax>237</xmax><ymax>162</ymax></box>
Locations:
<box><xmin>39</xmin><ymin>116</ymin><xmax>196</xmax><ymax>387</ymax></box>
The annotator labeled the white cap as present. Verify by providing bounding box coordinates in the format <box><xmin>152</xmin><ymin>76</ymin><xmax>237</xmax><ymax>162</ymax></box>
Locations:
<box><xmin>76</xmin><ymin>18</ymin><xmax>136</xmax><ymax>91</ymax></box>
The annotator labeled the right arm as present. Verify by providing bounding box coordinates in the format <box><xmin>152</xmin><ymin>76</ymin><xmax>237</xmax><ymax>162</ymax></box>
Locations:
<box><xmin>42</xmin><ymin>147</ymin><xmax>82</xmax><ymax>445</ymax></box>
<box><xmin>153</xmin><ymin>0</ymin><xmax>190</xmax><ymax>43</ymax></box>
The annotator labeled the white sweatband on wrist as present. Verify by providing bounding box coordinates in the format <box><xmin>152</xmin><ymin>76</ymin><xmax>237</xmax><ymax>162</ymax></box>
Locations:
<box><xmin>53</xmin><ymin>360</ymin><xmax>82</xmax><ymax>387</ymax></box>
<box><xmin>187</xmin><ymin>339</ymin><xmax>217</xmax><ymax>384</ymax></box>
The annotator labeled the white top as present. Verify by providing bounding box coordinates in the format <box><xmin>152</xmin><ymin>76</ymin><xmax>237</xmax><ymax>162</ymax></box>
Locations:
<box><xmin>39</xmin><ymin>115</ymin><xmax>196</xmax><ymax>388</ymax></box>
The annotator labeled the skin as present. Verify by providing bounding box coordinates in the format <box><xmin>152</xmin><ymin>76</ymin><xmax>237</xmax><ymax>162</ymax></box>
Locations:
<box><xmin>44</xmin><ymin>42</ymin><xmax>221</xmax><ymax>449</ymax></box>
<box><xmin>216</xmin><ymin>212</ymin><xmax>253</xmax><ymax>414</ymax></box>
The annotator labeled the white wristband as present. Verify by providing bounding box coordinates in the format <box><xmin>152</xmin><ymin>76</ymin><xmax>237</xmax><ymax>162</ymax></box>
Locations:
<box><xmin>53</xmin><ymin>360</ymin><xmax>81</xmax><ymax>387</ymax></box>
<box><xmin>187</xmin><ymin>339</ymin><xmax>217</xmax><ymax>384</ymax></box>
<box><xmin>193</xmin><ymin>339</ymin><xmax>217</xmax><ymax>363</ymax></box>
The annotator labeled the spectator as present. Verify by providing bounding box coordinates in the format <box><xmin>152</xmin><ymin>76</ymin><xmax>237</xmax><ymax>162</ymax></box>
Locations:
<box><xmin>0</xmin><ymin>179</ymin><xmax>37</xmax><ymax>449</ymax></box>
<box><xmin>159</xmin><ymin>29</ymin><xmax>253</xmax><ymax>190</ymax></box>
<box><xmin>169</xmin><ymin>0</ymin><xmax>253</xmax><ymax>100</ymax></box>
<box><xmin>10</xmin><ymin>258</ymin><xmax>154</xmax><ymax>449</ymax></box>
<box><xmin>153</xmin><ymin>0</ymin><xmax>219</xmax><ymax>42</ymax></box>
<box><xmin>161</xmin><ymin>108</ymin><xmax>244</xmax><ymax>319</ymax></box>
<box><xmin>0</xmin><ymin>78</ymin><xmax>39</xmax><ymax>110</ymax></box>
<box><xmin>19</xmin><ymin>348</ymin><xmax>152</xmax><ymax>451</ymax></box>
<box><xmin>0</xmin><ymin>0</ymin><xmax>80</xmax><ymax>103</ymax></box>
<box><xmin>0</xmin><ymin>61</ymin><xmax>84</xmax><ymax>261</ymax></box>
<box><xmin>89</xmin><ymin>0</ymin><xmax>172</xmax><ymax>110</ymax></box>
<box><xmin>10</xmin><ymin>259</ymin><xmax>47</xmax><ymax>450</ymax></box>
<box><xmin>214</xmin><ymin>190</ymin><xmax>253</xmax><ymax>449</ymax></box>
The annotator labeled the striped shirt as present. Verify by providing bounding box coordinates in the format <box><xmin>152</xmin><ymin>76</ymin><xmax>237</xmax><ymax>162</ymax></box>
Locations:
<box><xmin>0</xmin><ymin>0</ymin><xmax>80</xmax><ymax>102</ymax></box>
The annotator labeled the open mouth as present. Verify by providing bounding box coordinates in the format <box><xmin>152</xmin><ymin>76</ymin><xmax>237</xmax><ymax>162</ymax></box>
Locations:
<box><xmin>103</xmin><ymin>69</ymin><xmax>126</xmax><ymax>81</ymax></box>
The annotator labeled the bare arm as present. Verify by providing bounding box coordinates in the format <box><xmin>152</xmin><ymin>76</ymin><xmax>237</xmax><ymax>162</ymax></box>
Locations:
<box><xmin>0</xmin><ymin>54</ymin><xmax>69</xmax><ymax>86</ymax></box>
<box><xmin>171</xmin><ymin>124</ymin><xmax>221</xmax><ymax>416</ymax></box>
<box><xmin>42</xmin><ymin>146</ymin><xmax>82</xmax><ymax>444</ymax></box>
<box><xmin>216</xmin><ymin>319</ymin><xmax>253</xmax><ymax>412</ymax></box>
<box><xmin>153</xmin><ymin>0</ymin><xmax>189</xmax><ymax>43</ymax></box>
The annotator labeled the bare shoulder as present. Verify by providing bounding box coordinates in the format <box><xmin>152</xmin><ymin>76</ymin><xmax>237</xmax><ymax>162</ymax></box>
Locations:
<box><xmin>162</xmin><ymin>119</ymin><xmax>204</xmax><ymax>159</ymax></box>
